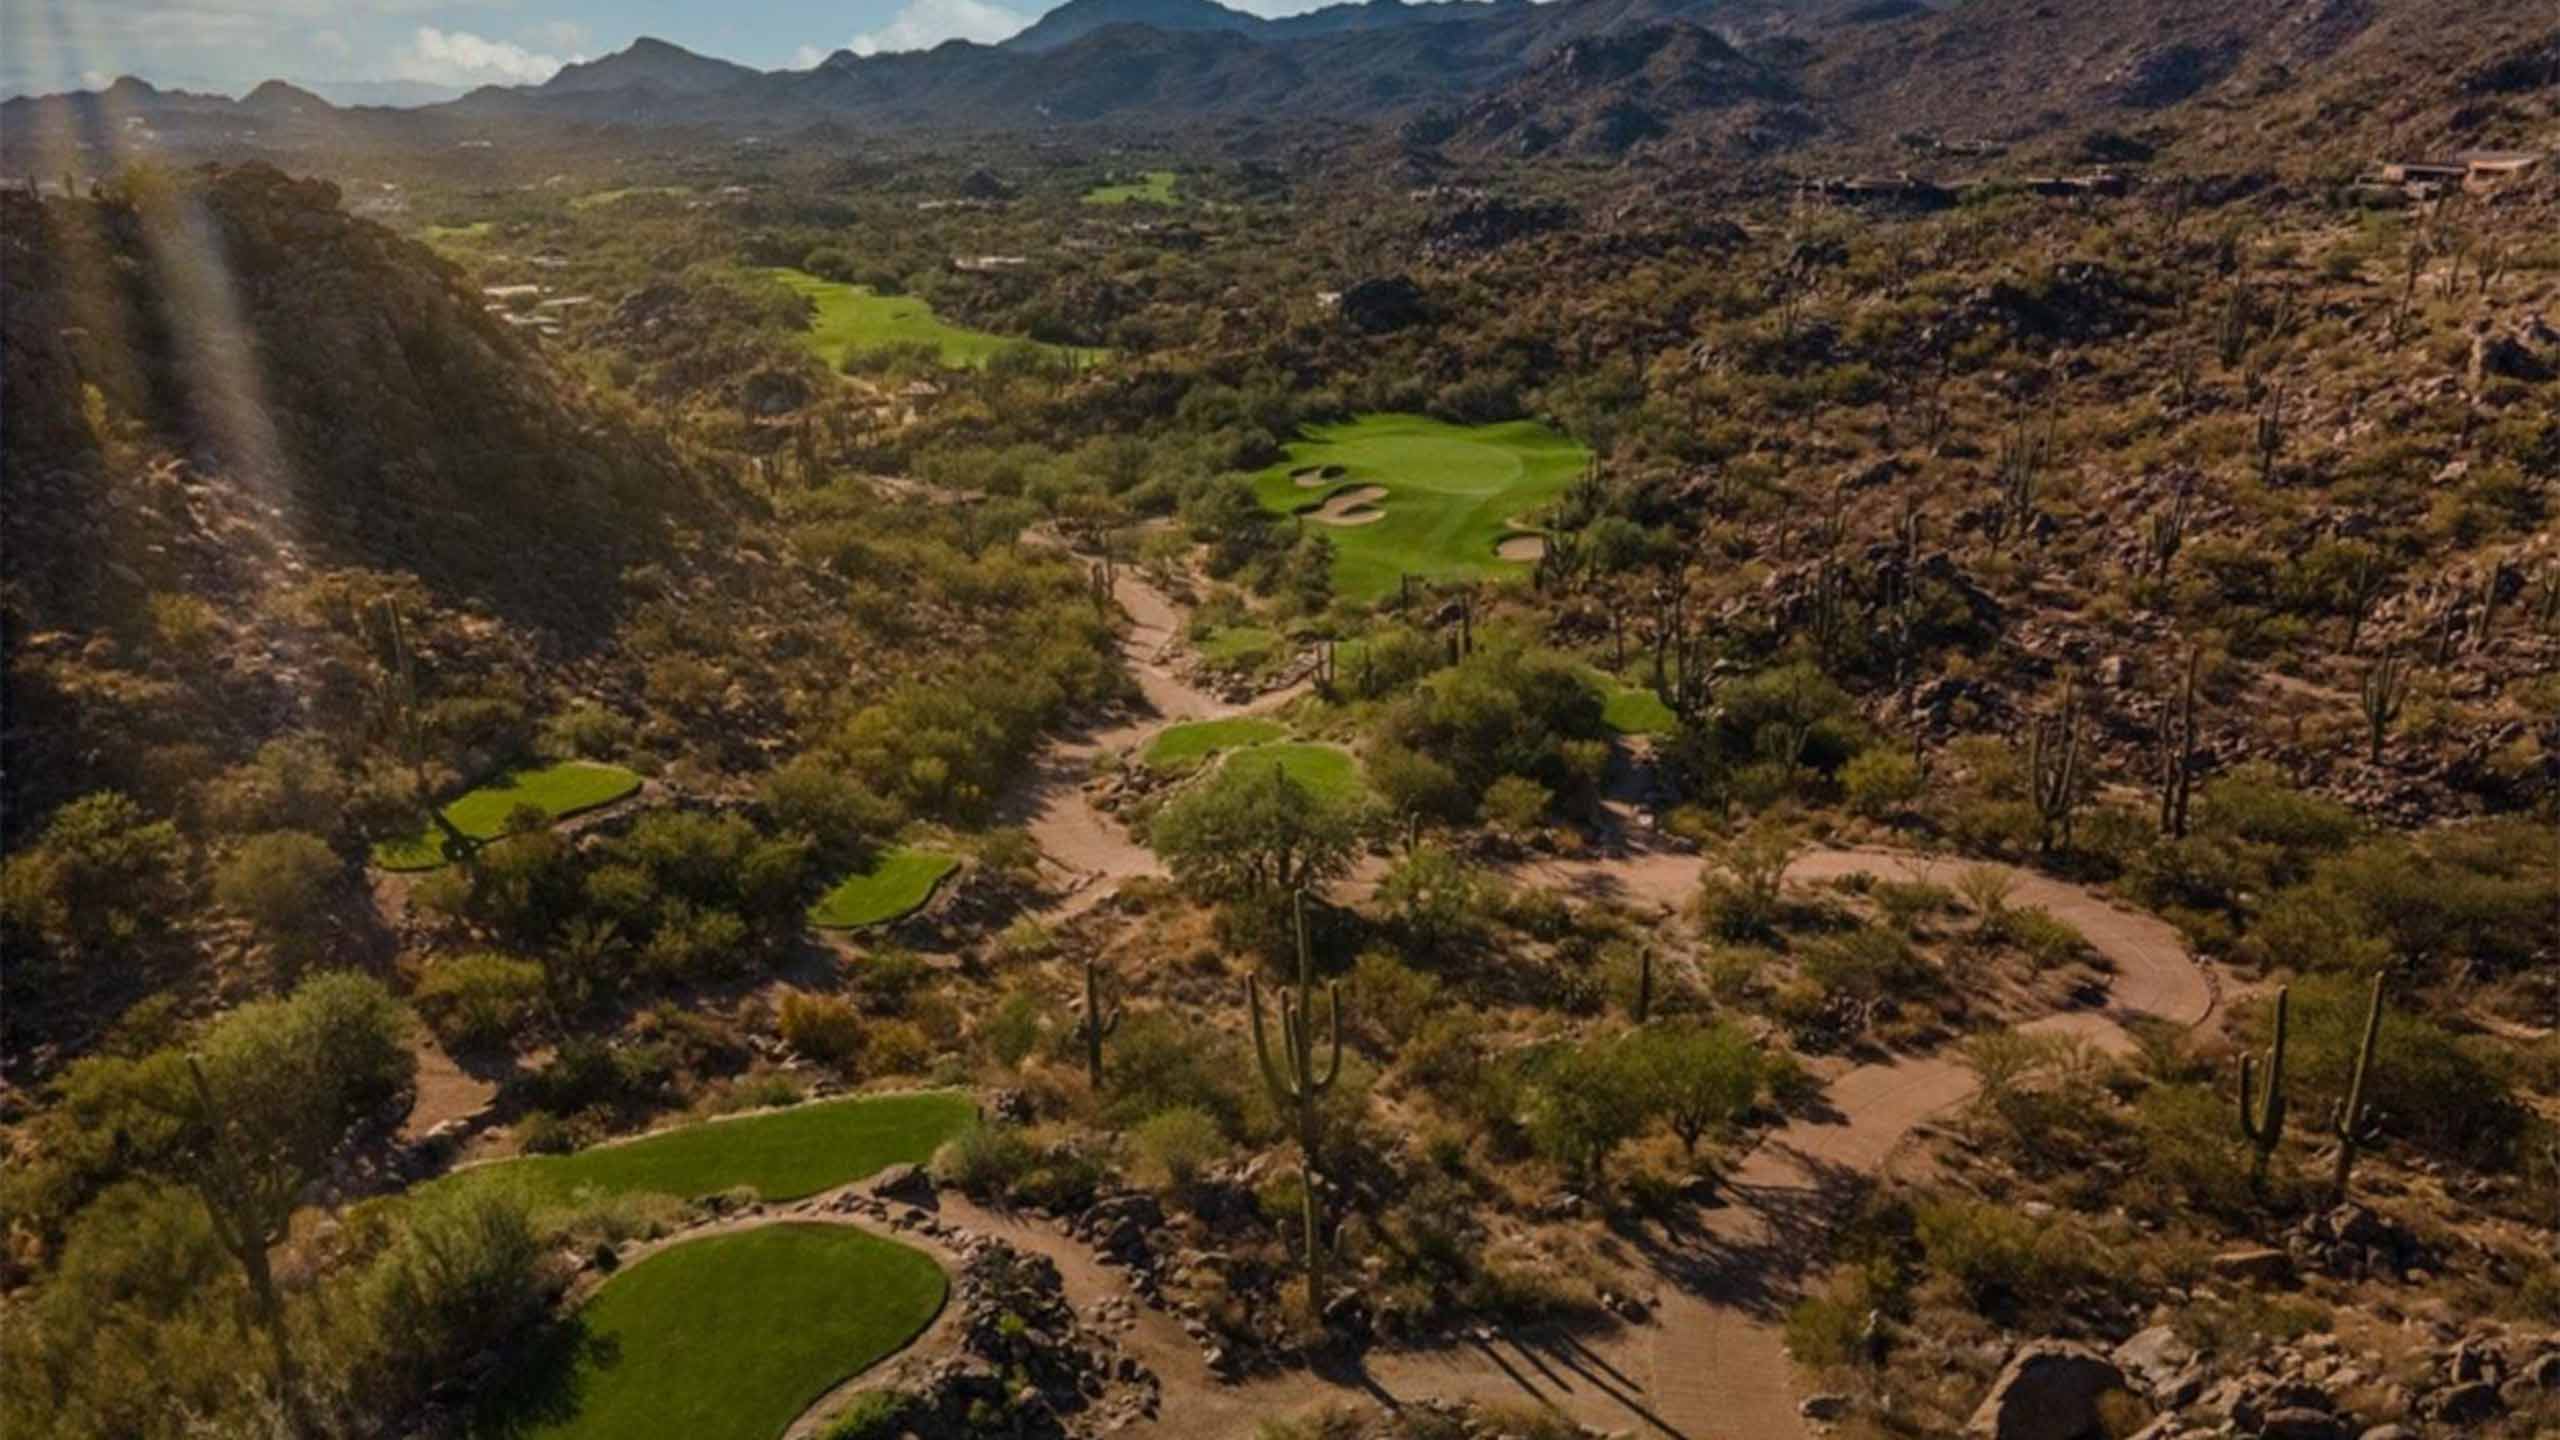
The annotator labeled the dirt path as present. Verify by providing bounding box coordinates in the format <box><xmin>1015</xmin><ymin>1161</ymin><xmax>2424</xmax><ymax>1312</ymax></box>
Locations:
<box><xmin>1008</xmin><ymin>566</ymin><xmax>1309</xmax><ymax>917</ymax></box>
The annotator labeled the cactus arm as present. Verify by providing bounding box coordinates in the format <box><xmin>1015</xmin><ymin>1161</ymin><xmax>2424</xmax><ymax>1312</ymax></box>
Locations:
<box><xmin>1248</xmin><ymin>976</ymin><xmax>1299</xmax><ymax>1101</ymax></box>
<box><xmin>1314</xmin><ymin>982</ymin><xmax>1343</xmax><ymax>1091</ymax></box>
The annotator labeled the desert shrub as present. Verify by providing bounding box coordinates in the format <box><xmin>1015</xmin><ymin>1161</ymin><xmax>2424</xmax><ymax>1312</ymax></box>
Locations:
<box><xmin>212</xmin><ymin>829</ymin><xmax>341</xmax><ymax>944</ymax></box>
<box><xmin>538</xmin><ymin>703</ymin><xmax>632</xmax><ymax>762</ymax></box>
<box><xmin>1803</xmin><ymin>925</ymin><xmax>1931</xmax><ymax>1005</ymax></box>
<box><xmin>2285</xmin><ymin>972</ymin><xmax>2522</xmax><ymax>1166</ymax></box>
<box><xmin>1842</xmin><ymin>747</ymin><xmax>1924</xmax><ymax>818</ymax></box>
<box><xmin>1376</xmin><ymin>846</ymin><xmax>1484</xmax><ymax>960</ymax></box>
<box><xmin>863</xmin><ymin>1019</ymin><xmax>933</xmax><ymax>1077</ymax></box>
<box><xmin>1095</xmin><ymin>1013</ymin><xmax>1261</xmax><ymax>1137</ymax></box>
<box><xmin>1872</xmin><ymin>879</ymin><xmax>1955</xmax><ymax>933</ymax></box>
<box><xmin>2</xmin><ymin>791</ymin><xmax>184</xmax><ymax>975</ymax></box>
<box><xmin>2003</xmin><ymin>906</ymin><xmax>2089</xmax><ymax>968</ymax></box>
<box><xmin>823</xmin><ymin>1392</ymin><xmax>921</xmax><ymax>1440</ymax></box>
<box><xmin>2132</xmin><ymin>1081</ymin><xmax>2257</xmax><ymax>1216</ymax></box>
<box><xmin>858</xmin><ymin>948</ymin><xmax>933</xmax><ymax>1012</ymax></box>
<box><xmin>981</xmin><ymin>989</ymin><xmax>1042</xmax><ymax>1068</ymax></box>
<box><xmin>1481</xmin><ymin>775</ymin><xmax>1552</xmax><ymax>838</ymax></box>
<box><xmin>931</xmin><ymin>1123</ymin><xmax>1037</xmax><ymax>1195</ymax></box>
<box><xmin>1694</xmin><ymin>823</ymin><xmax>1799</xmax><ymax>942</ymax></box>
<box><xmin>1353</xmin><ymin>948</ymin><xmax>1441</xmax><ymax>1045</ymax></box>
<box><xmin>1915</xmin><ymin>1197</ymin><xmax>2071</xmax><ymax>1313</ymax></box>
<box><xmin>1525</xmin><ymin>1036</ymin><xmax>1655</xmax><ymax>1187</ymax></box>
<box><xmin>1133</xmin><ymin>1105</ymin><xmax>1227</xmax><ymax>1188</ymax></box>
<box><xmin>413</xmin><ymin>953</ymin><xmax>546</xmax><ymax>1051</ymax></box>
<box><xmin>757</xmin><ymin>756</ymin><xmax>901</xmax><ymax>854</ymax></box>
<box><xmin>776</xmin><ymin>989</ymin><xmax>863</xmax><ymax>1064</ymax></box>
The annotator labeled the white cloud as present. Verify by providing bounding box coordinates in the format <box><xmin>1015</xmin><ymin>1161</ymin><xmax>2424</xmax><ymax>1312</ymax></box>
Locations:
<box><xmin>310</xmin><ymin>29</ymin><xmax>352</xmax><ymax>58</ymax></box>
<box><xmin>791</xmin><ymin>44</ymin><xmax>828</xmax><ymax>69</ymax></box>
<box><xmin>846</xmin><ymin>0</ymin><xmax>1030</xmax><ymax>57</ymax></box>
<box><xmin>525</xmin><ymin>19</ymin><xmax>592</xmax><ymax>53</ymax></box>
<box><xmin>391</xmin><ymin>26</ymin><xmax>565</xmax><ymax>86</ymax></box>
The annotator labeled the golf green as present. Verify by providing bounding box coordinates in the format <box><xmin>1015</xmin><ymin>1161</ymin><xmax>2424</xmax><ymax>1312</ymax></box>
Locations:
<box><xmin>808</xmin><ymin>847</ymin><xmax>959</xmax><ymax>930</ymax></box>
<box><xmin>756</xmin><ymin>267</ymin><xmax>1106</xmax><ymax>370</ymax></box>
<box><xmin>445</xmin><ymin>1091</ymin><xmax>975</xmax><ymax>1209</ymax></box>
<box><xmin>1084</xmin><ymin>170</ymin><xmax>1178</xmax><ymax>205</ymax></box>
<box><xmin>1249</xmin><ymin>415</ymin><xmax>1591</xmax><ymax>601</ymax></box>
<box><xmin>1145</xmin><ymin>716</ymin><xmax>1287</xmax><ymax>766</ymax></box>
<box><xmin>1224</xmin><ymin>743</ymin><xmax>1366</xmax><ymax>807</ymax></box>
<box><xmin>481</xmin><ymin>1224</ymin><xmax>946</xmax><ymax>1440</ymax></box>
<box><xmin>371</xmin><ymin>761</ymin><xmax>642</xmax><ymax>871</ymax></box>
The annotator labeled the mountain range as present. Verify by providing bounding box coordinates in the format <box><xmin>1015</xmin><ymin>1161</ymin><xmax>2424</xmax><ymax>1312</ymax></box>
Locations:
<box><xmin>4</xmin><ymin>0</ymin><xmax>2551</xmax><ymax>164</ymax></box>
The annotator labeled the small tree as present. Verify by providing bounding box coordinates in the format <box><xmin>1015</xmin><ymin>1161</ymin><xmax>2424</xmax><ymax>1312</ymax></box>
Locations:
<box><xmin>1528</xmin><ymin>1035</ymin><xmax>1654</xmax><ymax>1189</ymax></box>
<box><xmin>1152</xmin><ymin>758</ymin><xmax>1358</xmax><ymax>902</ymax></box>
<box><xmin>213</xmin><ymin>830</ymin><xmax>341</xmax><ymax>956</ymax></box>
<box><xmin>1481</xmin><ymin>774</ymin><xmax>1552</xmax><ymax>843</ymax></box>
<box><xmin>1634</xmin><ymin>1021</ymin><xmax>1763</xmax><ymax>1158</ymax></box>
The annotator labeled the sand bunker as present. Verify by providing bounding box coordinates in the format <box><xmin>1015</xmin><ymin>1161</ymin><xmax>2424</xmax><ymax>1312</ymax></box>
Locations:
<box><xmin>1312</xmin><ymin>485</ymin><xmax>1389</xmax><ymax>526</ymax></box>
<box><xmin>1495</xmin><ymin>533</ymin><xmax>1547</xmax><ymax>561</ymax></box>
<box><xmin>1290</xmin><ymin>463</ymin><xmax>1350</xmax><ymax>489</ymax></box>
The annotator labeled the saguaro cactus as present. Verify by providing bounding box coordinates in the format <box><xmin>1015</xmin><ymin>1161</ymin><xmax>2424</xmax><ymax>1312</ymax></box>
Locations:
<box><xmin>2029</xmin><ymin>680</ymin><xmax>2084</xmax><ymax>853</ymax></box>
<box><xmin>2239</xmin><ymin>985</ymin><xmax>2290</xmax><ymax>1193</ymax></box>
<box><xmin>1632</xmin><ymin>944</ymin><xmax>1654</xmax><ymax>1024</ymax></box>
<box><xmin>1247</xmin><ymin>891</ymin><xmax>1344</xmax><ymax>1316</ymax></box>
<box><xmin>1078</xmin><ymin>955</ymin><xmax>1124</xmax><ymax>1092</ymax></box>
<box><xmin>2361</xmin><ymin>648</ymin><xmax>2409</xmax><ymax>763</ymax></box>
<box><xmin>2157</xmin><ymin>646</ymin><xmax>2201</xmax><ymax>839</ymax></box>
<box><xmin>2329</xmin><ymin>973</ymin><xmax>2388</xmax><ymax>1201</ymax></box>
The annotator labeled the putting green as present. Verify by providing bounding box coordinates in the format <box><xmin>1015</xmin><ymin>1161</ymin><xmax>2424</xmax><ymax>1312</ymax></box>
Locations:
<box><xmin>1249</xmin><ymin>415</ymin><xmax>1591</xmax><ymax>601</ymax></box>
<box><xmin>1084</xmin><ymin>170</ymin><xmax>1178</xmax><ymax>205</ymax></box>
<box><xmin>1223</xmin><ymin>743</ymin><xmax>1366</xmax><ymax>807</ymax></box>
<box><xmin>1595</xmin><ymin>673</ymin><xmax>1678</xmax><ymax>737</ymax></box>
<box><xmin>1145</xmin><ymin>716</ymin><xmax>1287</xmax><ymax>766</ymax></box>
<box><xmin>444</xmin><ymin>1091</ymin><xmax>975</xmax><ymax>1209</ymax></box>
<box><xmin>809</xmin><ymin>847</ymin><xmax>959</xmax><ymax>929</ymax></box>
<box><xmin>478</xmin><ymin>1224</ymin><xmax>946</xmax><ymax>1440</ymax></box>
<box><xmin>371</xmin><ymin>761</ymin><xmax>642</xmax><ymax>871</ymax></box>
<box><xmin>756</xmin><ymin>267</ymin><xmax>1106</xmax><ymax>370</ymax></box>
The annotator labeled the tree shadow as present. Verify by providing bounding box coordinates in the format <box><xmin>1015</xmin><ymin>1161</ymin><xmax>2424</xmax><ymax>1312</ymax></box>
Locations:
<box><xmin>469</xmin><ymin>1315</ymin><xmax>619</xmax><ymax>1439</ymax></box>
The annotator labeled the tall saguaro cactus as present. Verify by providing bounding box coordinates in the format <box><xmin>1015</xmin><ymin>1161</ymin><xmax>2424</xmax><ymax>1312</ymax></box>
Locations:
<box><xmin>1078</xmin><ymin>955</ymin><xmax>1124</xmax><ymax>1092</ymax></box>
<box><xmin>2157</xmin><ymin>646</ymin><xmax>2201</xmax><ymax>839</ymax></box>
<box><xmin>2029</xmin><ymin>680</ymin><xmax>2084</xmax><ymax>853</ymax></box>
<box><xmin>2361</xmin><ymin>648</ymin><xmax>2410</xmax><ymax>763</ymax></box>
<box><xmin>1248</xmin><ymin>891</ymin><xmax>1344</xmax><ymax>1316</ymax></box>
<box><xmin>2239</xmin><ymin>985</ymin><xmax>2290</xmax><ymax>1193</ymax></box>
<box><xmin>2329</xmin><ymin>973</ymin><xmax>2388</xmax><ymax>1201</ymax></box>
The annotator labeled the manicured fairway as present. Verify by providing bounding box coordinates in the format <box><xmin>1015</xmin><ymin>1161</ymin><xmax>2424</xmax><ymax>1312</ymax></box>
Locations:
<box><xmin>1225</xmin><ymin>743</ymin><xmax>1366</xmax><ymax>806</ymax></box>
<box><xmin>372</xmin><ymin>761</ymin><xmax>642</xmax><ymax>870</ymax></box>
<box><xmin>756</xmin><ymin>267</ymin><xmax>1106</xmax><ymax>370</ymax></box>
<box><xmin>1145</xmin><ymin>716</ymin><xmax>1287</xmax><ymax>766</ymax></box>
<box><xmin>482</xmin><ymin>1224</ymin><xmax>947</xmax><ymax>1440</ymax></box>
<box><xmin>809</xmin><ymin>847</ymin><xmax>959</xmax><ymax>929</ymax></box>
<box><xmin>1084</xmin><ymin>170</ymin><xmax>1178</xmax><ymax>205</ymax></box>
<box><xmin>570</xmin><ymin>185</ymin><xmax>689</xmax><ymax>209</ymax></box>
<box><xmin>1249</xmin><ymin>415</ymin><xmax>1592</xmax><ymax>601</ymax></box>
<box><xmin>450</xmin><ymin>1091</ymin><xmax>975</xmax><ymax>1208</ymax></box>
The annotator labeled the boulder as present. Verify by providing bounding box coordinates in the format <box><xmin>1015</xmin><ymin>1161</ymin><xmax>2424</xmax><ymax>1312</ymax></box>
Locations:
<box><xmin>1801</xmin><ymin>1393</ymin><xmax>1851</xmax><ymax>1421</ymax></box>
<box><xmin>1966</xmin><ymin>1340</ymin><xmax>2129</xmax><ymax>1440</ymax></box>
<box><xmin>2259</xmin><ymin>1409</ymin><xmax>2344</xmax><ymax>1440</ymax></box>
<box><xmin>2429</xmin><ymin>1380</ymin><xmax>2501</xmax><ymax>1422</ymax></box>
<box><xmin>870</xmin><ymin>1162</ymin><xmax>937</xmax><ymax>1208</ymax></box>
<box><xmin>2113</xmin><ymin>1326</ymin><xmax>2195</xmax><ymax>1397</ymax></box>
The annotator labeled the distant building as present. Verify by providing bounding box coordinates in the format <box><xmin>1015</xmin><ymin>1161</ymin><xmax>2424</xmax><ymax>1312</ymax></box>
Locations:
<box><xmin>2374</xmin><ymin>151</ymin><xmax>2544</xmax><ymax>194</ymax></box>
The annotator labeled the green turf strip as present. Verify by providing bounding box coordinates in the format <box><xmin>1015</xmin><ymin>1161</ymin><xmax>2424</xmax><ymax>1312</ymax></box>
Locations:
<box><xmin>1083</xmin><ymin>170</ymin><xmax>1178</xmax><ymax>205</ymax></box>
<box><xmin>1145</xmin><ymin>716</ymin><xmax>1288</xmax><ymax>766</ymax></box>
<box><xmin>371</xmin><ymin>761</ymin><xmax>641</xmax><ymax>871</ymax></box>
<box><xmin>445</xmin><ymin>1091</ymin><xmax>976</xmax><ymax>1209</ymax></box>
<box><xmin>478</xmin><ymin>1224</ymin><xmax>947</xmax><ymax>1440</ymax></box>
<box><xmin>756</xmin><ymin>266</ymin><xmax>1106</xmax><ymax>370</ymax></box>
<box><xmin>1249</xmin><ymin>414</ymin><xmax>1592</xmax><ymax>602</ymax></box>
<box><xmin>808</xmin><ymin>847</ymin><xmax>959</xmax><ymax>930</ymax></box>
<box><xmin>1225</xmin><ymin>742</ymin><xmax>1367</xmax><ymax>807</ymax></box>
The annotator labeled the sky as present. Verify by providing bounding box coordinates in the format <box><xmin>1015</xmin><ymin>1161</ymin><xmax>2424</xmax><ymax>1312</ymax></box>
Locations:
<box><xmin>1</xmin><ymin>0</ymin><xmax>1363</xmax><ymax>101</ymax></box>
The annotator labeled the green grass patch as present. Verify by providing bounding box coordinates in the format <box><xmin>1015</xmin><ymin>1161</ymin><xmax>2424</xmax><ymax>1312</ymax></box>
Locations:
<box><xmin>371</xmin><ymin>761</ymin><xmax>642</xmax><ymax>871</ymax></box>
<box><xmin>1084</xmin><ymin>170</ymin><xmax>1178</xmax><ymax>205</ymax></box>
<box><xmin>1144</xmin><ymin>716</ymin><xmax>1287</xmax><ymax>766</ymax></box>
<box><xmin>1225</xmin><ymin>743</ymin><xmax>1366</xmax><ymax>807</ymax></box>
<box><xmin>446</xmin><ymin>1092</ymin><xmax>975</xmax><ymax>1209</ymax></box>
<box><xmin>1194</xmin><ymin>624</ymin><xmax>1282</xmax><ymax>671</ymax></box>
<box><xmin>1249</xmin><ymin>414</ymin><xmax>1592</xmax><ymax>602</ymax></box>
<box><xmin>569</xmin><ymin>185</ymin><xmax>690</xmax><ymax>210</ymax></box>
<box><xmin>478</xmin><ymin>1224</ymin><xmax>946</xmax><ymax>1440</ymax></box>
<box><xmin>418</xmin><ymin>220</ymin><xmax>493</xmax><ymax>247</ymax></box>
<box><xmin>808</xmin><ymin>847</ymin><xmax>960</xmax><ymax>930</ymax></box>
<box><xmin>754</xmin><ymin>267</ymin><xmax>1106</xmax><ymax>370</ymax></box>
<box><xmin>1597</xmin><ymin>675</ymin><xmax>1678</xmax><ymax>737</ymax></box>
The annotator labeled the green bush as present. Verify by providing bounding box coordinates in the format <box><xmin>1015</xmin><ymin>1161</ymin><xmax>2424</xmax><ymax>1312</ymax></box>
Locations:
<box><xmin>1133</xmin><ymin>1106</ymin><xmax>1227</xmax><ymax>1188</ymax></box>
<box><xmin>931</xmin><ymin>1123</ymin><xmax>1037</xmax><ymax>1195</ymax></box>
<box><xmin>1842</xmin><ymin>747</ymin><xmax>1924</xmax><ymax>818</ymax></box>
<box><xmin>2132</xmin><ymin>1081</ymin><xmax>2259</xmax><ymax>1216</ymax></box>
<box><xmin>414</xmin><ymin>953</ymin><xmax>547</xmax><ymax>1051</ymax></box>
<box><xmin>981</xmin><ymin>989</ymin><xmax>1042</xmax><ymax>1068</ymax></box>
<box><xmin>776</xmin><ymin>990</ymin><xmax>863</xmax><ymax>1065</ymax></box>
<box><xmin>1915</xmin><ymin>1197</ymin><xmax>2070</xmax><ymax>1313</ymax></box>
<box><xmin>212</xmin><ymin>829</ymin><xmax>341</xmax><ymax>944</ymax></box>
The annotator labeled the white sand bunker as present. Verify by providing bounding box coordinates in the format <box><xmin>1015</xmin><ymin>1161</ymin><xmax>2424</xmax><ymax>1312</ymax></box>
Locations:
<box><xmin>1496</xmin><ymin>533</ymin><xmax>1547</xmax><ymax>560</ymax></box>
<box><xmin>1313</xmin><ymin>485</ymin><xmax>1389</xmax><ymax>526</ymax></box>
<box><xmin>1291</xmin><ymin>463</ymin><xmax>1350</xmax><ymax>489</ymax></box>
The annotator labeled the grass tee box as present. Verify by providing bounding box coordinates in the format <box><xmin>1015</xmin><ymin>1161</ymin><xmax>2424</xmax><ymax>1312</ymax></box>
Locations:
<box><xmin>371</xmin><ymin>761</ymin><xmax>641</xmax><ymax>871</ymax></box>
<box><xmin>479</xmin><ymin>1223</ymin><xmax>946</xmax><ymax>1440</ymax></box>
<box><xmin>756</xmin><ymin>266</ymin><xmax>1106</xmax><ymax>370</ymax></box>
<box><xmin>448</xmin><ymin>1090</ymin><xmax>975</xmax><ymax>1209</ymax></box>
<box><xmin>809</xmin><ymin>846</ymin><xmax>959</xmax><ymax>929</ymax></box>
<box><xmin>1145</xmin><ymin>716</ymin><xmax>1286</xmax><ymax>766</ymax></box>
<box><xmin>1223</xmin><ymin>742</ymin><xmax>1366</xmax><ymax>807</ymax></box>
<box><xmin>1084</xmin><ymin>170</ymin><xmax>1178</xmax><ymax>205</ymax></box>
<box><xmin>1248</xmin><ymin>414</ymin><xmax>1592</xmax><ymax>602</ymax></box>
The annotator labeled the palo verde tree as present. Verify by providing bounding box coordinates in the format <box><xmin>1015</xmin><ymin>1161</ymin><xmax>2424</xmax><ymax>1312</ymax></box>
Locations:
<box><xmin>127</xmin><ymin>973</ymin><xmax>415</xmax><ymax>1426</ymax></box>
<box><xmin>1246</xmin><ymin>891</ymin><xmax>1345</xmax><ymax>1316</ymax></box>
<box><xmin>1151</xmin><ymin>757</ymin><xmax>1359</xmax><ymax>903</ymax></box>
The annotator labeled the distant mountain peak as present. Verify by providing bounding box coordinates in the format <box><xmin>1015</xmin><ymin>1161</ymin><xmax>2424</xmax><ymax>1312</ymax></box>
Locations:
<box><xmin>538</xmin><ymin>36</ymin><xmax>759</xmax><ymax>95</ymax></box>
<box><xmin>1001</xmin><ymin>0</ymin><xmax>1263</xmax><ymax>53</ymax></box>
